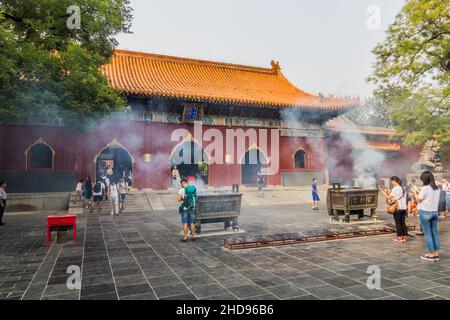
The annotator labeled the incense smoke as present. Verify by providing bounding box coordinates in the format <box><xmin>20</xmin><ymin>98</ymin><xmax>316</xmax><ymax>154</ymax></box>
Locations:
<box><xmin>337</xmin><ymin>129</ymin><xmax>385</xmax><ymax>189</ymax></box>
<box><xmin>281</xmin><ymin>108</ymin><xmax>386</xmax><ymax>188</ymax></box>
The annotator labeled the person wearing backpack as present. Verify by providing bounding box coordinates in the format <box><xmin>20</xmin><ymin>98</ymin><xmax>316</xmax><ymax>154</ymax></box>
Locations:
<box><xmin>177</xmin><ymin>178</ymin><xmax>198</xmax><ymax>242</ymax></box>
<box><xmin>91</xmin><ymin>179</ymin><xmax>105</xmax><ymax>213</ymax></box>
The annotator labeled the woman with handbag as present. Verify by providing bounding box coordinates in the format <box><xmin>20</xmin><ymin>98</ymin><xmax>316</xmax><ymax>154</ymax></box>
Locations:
<box><xmin>380</xmin><ymin>176</ymin><xmax>408</xmax><ymax>243</ymax></box>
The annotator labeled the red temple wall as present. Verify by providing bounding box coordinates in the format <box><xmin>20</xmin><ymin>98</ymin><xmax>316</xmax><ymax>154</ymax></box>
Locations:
<box><xmin>279</xmin><ymin>136</ymin><xmax>325</xmax><ymax>172</ymax></box>
<box><xmin>0</xmin><ymin>122</ymin><xmax>295</xmax><ymax>189</ymax></box>
<box><xmin>2</xmin><ymin>123</ymin><xmax>442</xmax><ymax>190</ymax></box>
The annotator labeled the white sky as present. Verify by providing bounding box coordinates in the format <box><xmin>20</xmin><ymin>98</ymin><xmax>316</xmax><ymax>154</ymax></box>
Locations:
<box><xmin>116</xmin><ymin>0</ymin><xmax>405</xmax><ymax>99</ymax></box>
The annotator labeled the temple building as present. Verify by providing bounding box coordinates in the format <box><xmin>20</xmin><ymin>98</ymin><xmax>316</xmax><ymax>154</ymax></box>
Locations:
<box><xmin>1</xmin><ymin>49</ymin><xmax>441</xmax><ymax>193</ymax></box>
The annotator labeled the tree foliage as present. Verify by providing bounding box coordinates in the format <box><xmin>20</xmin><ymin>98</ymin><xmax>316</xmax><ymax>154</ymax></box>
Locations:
<box><xmin>0</xmin><ymin>0</ymin><xmax>133</xmax><ymax>130</ymax></box>
<box><xmin>369</xmin><ymin>0</ymin><xmax>450</xmax><ymax>146</ymax></box>
<box><xmin>346</xmin><ymin>97</ymin><xmax>395</xmax><ymax>128</ymax></box>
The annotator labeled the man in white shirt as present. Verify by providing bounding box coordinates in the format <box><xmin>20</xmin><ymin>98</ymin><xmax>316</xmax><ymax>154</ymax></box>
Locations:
<box><xmin>91</xmin><ymin>180</ymin><xmax>105</xmax><ymax>213</ymax></box>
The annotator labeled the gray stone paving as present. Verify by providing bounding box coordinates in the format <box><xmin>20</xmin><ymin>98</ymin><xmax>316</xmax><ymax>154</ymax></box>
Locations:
<box><xmin>0</xmin><ymin>202</ymin><xmax>449</xmax><ymax>300</ymax></box>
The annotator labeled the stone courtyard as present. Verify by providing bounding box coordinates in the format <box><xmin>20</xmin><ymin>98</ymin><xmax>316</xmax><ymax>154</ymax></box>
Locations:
<box><xmin>0</xmin><ymin>201</ymin><xmax>449</xmax><ymax>300</ymax></box>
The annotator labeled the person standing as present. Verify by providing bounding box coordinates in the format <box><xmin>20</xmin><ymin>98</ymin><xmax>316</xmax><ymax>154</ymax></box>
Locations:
<box><xmin>413</xmin><ymin>171</ymin><xmax>441</xmax><ymax>261</ymax></box>
<box><xmin>118</xmin><ymin>177</ymin><xmax>128</xmax><ymax>212</ymax></box>
<box><xmin>0</xmin><ymin>181</ymin><xmax>7</xmax><ymax>226</ymax></box>
<box><xmin>257</xmin><ymin>171</ymin><xmax>265</xmax><ymax>197</ymax></box>
<box><xmin>407</xmin><ymin>187</ymin><xmax>423</xmax><ymax>236</ymax></box>
<box><xmin>76</xmin><ymin>179</ymin><xmax>84</xmax><ymax>202</ymax></box>
<box><xmin>311</xmin><ymin>178</ymin><xmax>320</xmax><ymax>210</ymax></box>
<box><xmin>91</xmin><ymin>179</ymin><xmax>105</xmax><ymax>213</ymax></box>
<box><xmin>102</xmin><ymin>175</ymin><xmax>110</xmax><ymax>201</ymax></box>
<box><xmin>172</xmin><ymin>165</ymin><xmax>180</xmax><ymax>188</ymax></box>
<box><xmin>109</xmin><ymin>181</ymin><xmax>119</xmax><ymax>216</ymax></box>
<box><xmin>83</xmin><ymin>177</ymin><xmax>93</xmax><ymax>209</ymax></box>
<box><xmin>441</xmin><ymin>178</ymin><xmax>450</xmax><ymax>216</ymax></box>
<box><xmin>125</xmin><ymin>170</ymin><xmax>133</xmax><ymax>187</ymax></box>
<box><xmin>381</xmin><ymin>177</ymin><xmax>408</xmax><ymax>243</ymax></box>
<box><xmin>177</xmin><ymin>178</ymin><xmax>198</xmax><ymax>242</ymax></box>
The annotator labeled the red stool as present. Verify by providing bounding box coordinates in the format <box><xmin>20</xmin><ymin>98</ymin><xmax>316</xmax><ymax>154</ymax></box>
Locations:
<box><xmin>47</xmin><ymin>215</ymin><xmax>77</xmax><ymax>245</ymax></box>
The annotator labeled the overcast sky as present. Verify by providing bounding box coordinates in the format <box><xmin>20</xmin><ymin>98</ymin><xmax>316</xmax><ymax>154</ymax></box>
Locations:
<box><xmin>116</xmin><ymin>0</ymin><xmax>405</xmax><ymax>99</ymax></box>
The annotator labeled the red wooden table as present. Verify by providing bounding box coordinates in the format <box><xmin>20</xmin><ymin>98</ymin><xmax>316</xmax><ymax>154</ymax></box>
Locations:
<box><xmin>46</xmin><ymin>215</ymin><xmax>77</xmax><ymax>244</ymax></box>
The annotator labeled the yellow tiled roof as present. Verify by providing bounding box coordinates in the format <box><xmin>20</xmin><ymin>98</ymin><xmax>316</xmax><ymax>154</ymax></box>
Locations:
<box><xmin>326</xmin><ymin>116</ymin><xmax>396</xmax><ymax>136</ymax></box>
<box><xmin>367</xmin><ymin>143</ymin><xmax>401</xmax><ymax>151</ymax></box>
<box><xmin>102</xmin><ymin>49</ymin><xmax>359</xmax><ymax>110</ymax></box>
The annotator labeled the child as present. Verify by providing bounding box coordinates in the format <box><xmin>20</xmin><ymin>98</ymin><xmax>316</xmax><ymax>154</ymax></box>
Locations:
<box><xmin>312</xmin><ymin>178</ymin><xmax>320</xmax><ymax>210</ymax></box>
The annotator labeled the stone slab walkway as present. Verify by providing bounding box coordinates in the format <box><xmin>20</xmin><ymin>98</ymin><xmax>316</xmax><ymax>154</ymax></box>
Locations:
<box><xmin>0</xmin><ymin>203</ymin><xmax>449</xmax><ymax>300</ymax></box>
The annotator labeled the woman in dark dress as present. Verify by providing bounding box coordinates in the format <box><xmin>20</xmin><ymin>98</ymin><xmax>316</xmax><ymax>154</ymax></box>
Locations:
<box><xmin>84</xmin><ymin>176</ymin><xmax>93</xmax><ymax>209</ymax></box>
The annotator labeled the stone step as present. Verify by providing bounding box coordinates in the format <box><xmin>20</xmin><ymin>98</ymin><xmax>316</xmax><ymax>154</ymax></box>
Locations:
<box><xmin>146</xmin><ymin>192</ymin><xmax>165</xmax><ymax>211</ymax></box>
<box><xmin>74</xmin><ymin>191</ymin><xmax>152</xmax><ymax>214</ymax></box>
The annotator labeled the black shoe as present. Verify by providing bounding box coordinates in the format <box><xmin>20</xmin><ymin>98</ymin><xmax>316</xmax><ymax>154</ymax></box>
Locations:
<box><xmin>191</xmin><ymin>237</ymin><xmax>196</xmax><ymax>242</ymax></box>
<box><xmin>180</xmin><ymin>239</ymin><xmax>188</xmax><ymax>243</ymax></box>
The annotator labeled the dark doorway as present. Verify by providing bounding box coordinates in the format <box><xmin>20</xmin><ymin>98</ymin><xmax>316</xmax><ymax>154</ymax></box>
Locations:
<box><xmin>96</xmin><ymin>147</ymin><xmax>133</xmax><ymax>184</ymax></box>
<box><xmin>29</xmin><ymin>144</ymin><xmax>53</xmax><ymax>169</ymax></box>
<box><xmin>241</xmin><ymin>149</ymin><xmax>267</xmax><ymax>185</ymax></box>
<box><xmin>294</xmin><ymin>149</ymin><xmax>306</xmax><ymax>168</ymax></box>
<box><xmin>171</xmin><ymin>142</ymin><xmax>208</xmax><ymax>184</ymax></box>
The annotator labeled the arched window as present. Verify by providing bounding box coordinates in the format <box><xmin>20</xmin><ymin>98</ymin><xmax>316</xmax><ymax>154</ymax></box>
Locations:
<box><xmin>25</xmin><ymin>138</ymin><xmax>55</xmax><ymax>170</ymax></box>
<box><xmin>294</xmin><ymin>149</ymin><xmax>307</xmax><ymax>169</ymax></box>
<box><xmin>30</xmin><ymin>144</ymin><xmax>52</xmax><ymax>169</ymax></box>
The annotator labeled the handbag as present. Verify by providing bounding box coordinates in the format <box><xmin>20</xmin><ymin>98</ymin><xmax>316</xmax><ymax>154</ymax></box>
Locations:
<box><xmin>387</xmin><ymin>188</ymin><xmax>405</xmax><ymax>215</ymax></box>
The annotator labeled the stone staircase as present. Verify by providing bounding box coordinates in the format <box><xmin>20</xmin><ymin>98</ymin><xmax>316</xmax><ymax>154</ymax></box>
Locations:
<box><xmin>144</xmin><ymin>186</ymin><xmax>326</xmax><ymax>210</ymax></box>
<box><xmin>68</xmin><ymin>191</ymin><xmax>153</xmax><ymax>215</ymax></box>
<box><xmin>67</xmin><ymin>186</ymin><xmax>328</xmax><ymax>214</ymax></box>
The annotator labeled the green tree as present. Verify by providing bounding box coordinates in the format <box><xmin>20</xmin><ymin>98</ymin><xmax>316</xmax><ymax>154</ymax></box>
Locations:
<box><xmin>346</xmin><ymin>97</ymin><xmax>394</xmax><ymax>128</ymax></box>
<box><xmin>368</xmin><ymin>0</ymin><xmax>450</xmax><ymax>146</ymax></box>
<box><xmin>0</xmin><ymin>0</ymin><xmax>133</xmax><ymax>130</ymax></box>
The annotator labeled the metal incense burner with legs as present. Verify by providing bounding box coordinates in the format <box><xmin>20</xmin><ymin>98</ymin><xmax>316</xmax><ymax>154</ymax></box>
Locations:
<box><xmin>327</xmin><ymin>183</ymin><xmax>378</xmax><ymax>223</ymax></box>
<box><xmin>195</xmin><ymin>192</ymin><xmax>242</xmax><ymax>234</ymax></box>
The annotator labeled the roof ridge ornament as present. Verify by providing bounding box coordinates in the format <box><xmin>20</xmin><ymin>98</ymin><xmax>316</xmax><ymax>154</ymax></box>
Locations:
<box><xmin>270</xmin><ymin>60</ymin><xmax>281</xmax><ymax>74</ymax></box>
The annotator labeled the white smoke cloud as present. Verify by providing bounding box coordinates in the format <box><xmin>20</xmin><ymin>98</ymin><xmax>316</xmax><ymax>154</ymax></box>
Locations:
<box><xmin>281</xmin><ymin>108</ymin><xmax>385</xmax><ymax>189</ymax></box>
